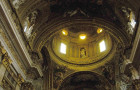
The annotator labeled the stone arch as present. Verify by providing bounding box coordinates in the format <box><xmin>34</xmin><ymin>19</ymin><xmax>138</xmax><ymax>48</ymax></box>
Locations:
<box><xmin>59</xmin><ymin>71</ymin><xmax>111</xmax><ymax>90</ymax></box>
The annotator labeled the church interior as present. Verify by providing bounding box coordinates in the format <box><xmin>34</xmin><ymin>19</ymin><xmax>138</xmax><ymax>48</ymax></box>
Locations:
<box><xmin>0</xmin><ymin>0</ymin><xmax>140</xmax><ymax>90</ymax></box>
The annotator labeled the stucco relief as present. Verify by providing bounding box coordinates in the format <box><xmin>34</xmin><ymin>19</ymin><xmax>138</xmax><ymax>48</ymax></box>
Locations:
<box><xmin>121</xmin><ymin>6</ymin><xmax>136</xmax><ymax>35</ymax></box>
<box><xmin>24</xmin><ymin>10</ymin><xmax>39</xmax><ymax>39</ymax></box>
<box><xmin>12</xmin><ymin>0</ymin><xmax>26</xmax><ymax>9</ymax></box>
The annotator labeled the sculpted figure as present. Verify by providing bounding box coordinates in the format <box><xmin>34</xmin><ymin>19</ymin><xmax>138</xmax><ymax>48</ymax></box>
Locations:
<box><xmin>24</xmin><ymin>10</ymin><xmax>38</xmax><ymax>38</ymax></box>
<box><xmin>80</xmin><ymin>48</ymin><xmax>86</xmax><ymax>58</ymax></box>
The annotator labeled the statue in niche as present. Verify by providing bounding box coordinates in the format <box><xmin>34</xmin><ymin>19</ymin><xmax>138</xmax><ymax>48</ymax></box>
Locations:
<box><xmin>24</xmin><ymin>10</ymin><xmax>39</xmax><ymax>38</ymax></box>
<box><xmin>121</xmin><ymin>6</ymin><xmax>136</xmax><ymax>35</ymax></box>
<box><xmin>80</xmin><ymin>48</ymin><xmax>86</xmax><ymax>58</ymax></box>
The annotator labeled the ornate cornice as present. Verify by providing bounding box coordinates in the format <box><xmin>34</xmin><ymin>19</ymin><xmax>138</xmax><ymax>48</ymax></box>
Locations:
<box><xmin>0</xmin><ymin>0</ymin><xmax>43</xmax><ymax>78</ymax></box>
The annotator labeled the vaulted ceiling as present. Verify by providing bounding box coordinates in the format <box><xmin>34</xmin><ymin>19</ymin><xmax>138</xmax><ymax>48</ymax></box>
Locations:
<box><xmin>9</xmin><ymin>0</ymin><xmax>136</xmax><ymax>51</ymax></box>
<box><xmin>5</xmin><ymin>0</ymin><xmax>139</xmax><ymax>71</ymax></box>
<box><xmin>1</xmin><ymin>0</ymin><xmax>139</xmax><ymax>83</ymax></box>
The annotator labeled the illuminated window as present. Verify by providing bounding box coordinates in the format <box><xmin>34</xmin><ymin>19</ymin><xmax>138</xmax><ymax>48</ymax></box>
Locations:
<box><xmin>97</xmin><ymin>28</ymin><xmax>103</xmax><ymax>34</ymax></box>
<box><xmin>60</xmin><ymin>43</ymin><xmax>66</xmax><ymax>54</ymax></box>
<box><xmin>79</xmin><ymin>34</ymin><xmax>86</xmax><ymax>40</ymax></box>
<box><xmin>99</xmin><ymin>40</ymin><xmax>106</xmax><ymax>52</ymax></box>
<box><xmin>62</xmin><ymin>29</ymin><xmax>68</xmax><ymax>35</ymax></box>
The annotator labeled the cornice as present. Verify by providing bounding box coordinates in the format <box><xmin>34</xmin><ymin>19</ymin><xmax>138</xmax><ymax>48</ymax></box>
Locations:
<box><xmin>0</xmin><ymin>0</ymin><xmax>43</xmax><ymax>77</ymax></box>
<box><xmin>0</xmin><ymin>29</ymin><xmax>26</xmax><ymax>80</ymax></box>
